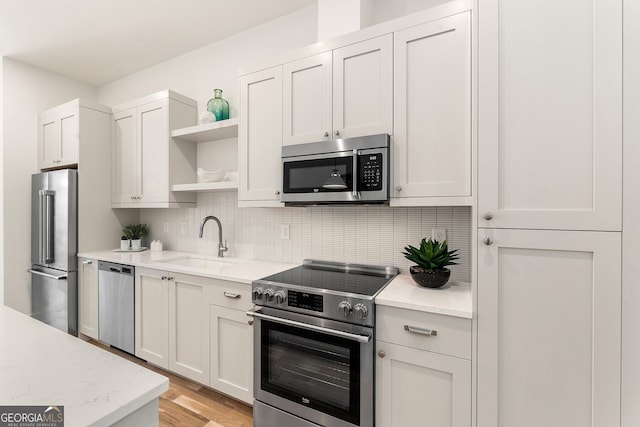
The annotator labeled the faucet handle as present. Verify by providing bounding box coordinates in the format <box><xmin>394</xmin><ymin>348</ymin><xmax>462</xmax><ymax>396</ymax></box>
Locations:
<box><xmin>220</xmin><ymin>239</ymin><xmax>228</xmax><ymax>252</ymax></box>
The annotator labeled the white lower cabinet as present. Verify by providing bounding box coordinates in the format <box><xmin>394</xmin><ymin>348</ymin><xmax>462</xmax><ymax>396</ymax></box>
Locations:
<box><xmin>376</xmin><ymin>306</ymin><xmax>471</xmax><ymax>427</ymax></box>
<box><xmin>135</xmin><ymin>268</ymin><xmax>169</xmax><ymax>369</ymax></box>
<box><xmin>135</xmin><ymin>267</ymin><xmax>254</xmax><ymax>401</ymax></box>
<box><xmin>78</xmin><ymin>257</ymin><xmax>99</xmax><ymax>339</ymax></box>
<box><xmin>209</xmin><ymin>305</ymin><xmax>253</xmax><ymax>404</ymax></box>
<box><xmin>169</xmin><ymin>273</ymin><xmax>209</xmax><ymax>384</ymax></box>
<box><xmin>477</xmin><ymin>229</ymin><xmax>621</xmax><ymax>427</ymax></box>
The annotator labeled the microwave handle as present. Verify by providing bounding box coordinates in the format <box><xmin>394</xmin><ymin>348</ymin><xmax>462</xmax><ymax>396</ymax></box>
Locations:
<box><xmin>352</xmin><ymin>149</ymin><xmax>360</xmax><ymax>199</ymax></box>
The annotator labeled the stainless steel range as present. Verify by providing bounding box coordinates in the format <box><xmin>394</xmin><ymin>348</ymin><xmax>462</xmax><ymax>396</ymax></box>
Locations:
<box><xmin>248</xmin><ymin>260</ymin><xmax>398</xmax><ymax>427</ymax></box>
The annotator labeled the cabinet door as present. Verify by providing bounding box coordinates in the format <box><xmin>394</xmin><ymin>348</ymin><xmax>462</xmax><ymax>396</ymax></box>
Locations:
<box><xmin>135</xmin><ymin>268</ymin><xmax>169</xmax><ymax>369</ymax></box>
<box><xmin>333</xmin><ymin>34</ymin><xmax>393</xmax><ymax>139</ymax></box>
<box><xmin>38</xmin><ymin>115</ymin><xmax>59</xmax><ymax>170</ymax></box>
<box><xmin>112</xmin><ymin>107</ymin><xmax>138</xmax><ymax>204</ymax></box>
<box><xmin>137</xmin><ymin>100</ymin><xmax>169</xmax><ymax>204</ymax></box>
<box><xmin>239</xmin><ymin>66</ymin><xmax>284</xmax><ymax>204</ymax></box>
<box><xmin>478</xmin><ymin>0</ymin><xmax>622</xmax><ymax>231</ymax></box>
<box><xmin>477</xmin><ymin>229</ymin><xmax>621</xmax><ymax>427</ymax></box>
<box><xmin>392</xmin><ymin>12</ymin><xmax>471</xmax><ymax>204</ymax></box>
<box><xmin>169</xmin><ymin>274</ymin><xmax>209</xmax><ymax>384</ymax></box>
<box><xmin>58</xmin><ymin>109</ymin><xmax>79</xmax><ymax>167</ymax></box>
<box><xmin>283</xmin><ymin>52</ymin><xmax>333</xmax><ymax>145</ymax></box>
<box><xmin>376</xmin><ymin>341</ymin><xmax>471</xmax><ymax>427</ymax></box>
<box><xmin>209</xmin><ymin>305</ymin><xmax>253</xmax><ymax>404</ymax></box>
<box><xmin>78</xmin><ymin>258</ymin><xmax>99</xmax><ymax>339</ymax></box>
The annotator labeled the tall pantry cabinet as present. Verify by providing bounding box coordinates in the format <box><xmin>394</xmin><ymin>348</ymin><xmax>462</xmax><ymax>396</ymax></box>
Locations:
<box><xmin>476</xmin><ymin>1</ymin><xmax>622</xmax><ymax>426</ymax></box>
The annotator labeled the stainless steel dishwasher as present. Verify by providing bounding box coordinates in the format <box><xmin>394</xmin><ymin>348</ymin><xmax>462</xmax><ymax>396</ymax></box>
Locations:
<box><xmin>98</xmin><ymin>261</ymin><xmax>135</xmax><ymax>354</ymax></box>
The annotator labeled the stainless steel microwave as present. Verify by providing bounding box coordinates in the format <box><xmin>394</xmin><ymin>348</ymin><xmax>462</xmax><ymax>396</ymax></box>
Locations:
<box><xmin>281</xmin><ymin>134</ymin><xmax>390</xmax><ymax>205</ymax></box>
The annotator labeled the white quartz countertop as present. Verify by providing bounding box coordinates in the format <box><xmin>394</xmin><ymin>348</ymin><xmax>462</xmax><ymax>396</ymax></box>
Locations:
<box><xmin>376</xmin><ymin>274</ymin><xmax>472</xmax><ymax>318</ymax></box>
<box><xmin>77</xmin><ymin>250</ymin><xmax>298</xmax><ymax>284</ymax></box>
<box><xmin>0</xmin><ymin>305</ymin><xmax>168</xmax><ymax>427</ymax></box>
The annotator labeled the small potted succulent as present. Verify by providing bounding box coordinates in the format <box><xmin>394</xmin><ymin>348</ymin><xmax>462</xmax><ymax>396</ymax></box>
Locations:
<box><xmin>123</xmin><ymin>224</ymin><xmax>149</xmax><ymax>250</ymax></box>
<box><xmin>402</xmin><ymin>238</ymin><xmax>459</xmax><ymax>288</ymax></box>
<box><xmin>120</xmin><ymin>235</ymin><xmax>130</xmax><ymax>250</ymax></box>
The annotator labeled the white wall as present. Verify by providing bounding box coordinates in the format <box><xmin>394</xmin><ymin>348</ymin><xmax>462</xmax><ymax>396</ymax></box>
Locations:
<box><xmin>370</xmin><ymin>0</ymin><xmax>451</xmax><ymax>24</ymax></box>
<box><xmin>97</xmin><ymin>5</ymin><xmax>318</xmax><ymax>113</ymax></box>
<box><xmin>96</xmin><ymin>2</ymin><xmax>473</xmax><ymax>279</ymax></box>
<box><xmin>141</xmin><ymin>194</ymin><xmax>472</xmax><ymax>281</ymax></box>
<box><xmin>0</xmin><ymin>58</ymin><xmax>3</xmax><ymax>306</ymax></box>
<box><xmin>2</xmin><ymin>58</ymin><xmax>97</xmax><ymax>313</ymax></box>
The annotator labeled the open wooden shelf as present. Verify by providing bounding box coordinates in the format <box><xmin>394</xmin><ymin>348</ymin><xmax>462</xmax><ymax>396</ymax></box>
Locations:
<box><xmin>171</xmin><ymin>118</ymin><xmax>239</xmax><ymax>143</ymax></box>
<box><xmin>171</xmin><ymin>181</ymin><xmax>238</xmax><ymax>193</ymax></box>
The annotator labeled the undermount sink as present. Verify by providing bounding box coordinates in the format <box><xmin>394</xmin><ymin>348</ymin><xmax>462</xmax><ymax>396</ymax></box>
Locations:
<box><xmin>159</xmin><ymin>256</ymin><xmax>236</xmax><ymax>269</ymax></box>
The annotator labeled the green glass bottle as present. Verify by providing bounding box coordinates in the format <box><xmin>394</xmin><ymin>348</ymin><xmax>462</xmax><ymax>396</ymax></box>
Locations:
<box><xmin>206</xmin><ymin>89</ymin><xmax>229</xmax><ymax>121</ymax></box>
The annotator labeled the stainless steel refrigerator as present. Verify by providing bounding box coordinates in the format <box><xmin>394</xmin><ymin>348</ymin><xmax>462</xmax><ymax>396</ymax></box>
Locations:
<box><xmin>30</xmin><ymin>169</ymin><xmax>78</xmax><ymax>335</ymax></box>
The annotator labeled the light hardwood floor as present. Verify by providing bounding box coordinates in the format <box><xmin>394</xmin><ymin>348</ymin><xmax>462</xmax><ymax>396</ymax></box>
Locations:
<box><xmin>88</xmin><ymin>340</ymin><xmax>253</xmax><ymax>427</ymax></box>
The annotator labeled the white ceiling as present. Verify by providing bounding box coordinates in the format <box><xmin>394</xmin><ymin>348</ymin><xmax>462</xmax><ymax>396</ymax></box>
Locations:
<box><xmin>0</xmin><ymin>0</ymin><xmax>317</xmax><ymax>86</ymax></box>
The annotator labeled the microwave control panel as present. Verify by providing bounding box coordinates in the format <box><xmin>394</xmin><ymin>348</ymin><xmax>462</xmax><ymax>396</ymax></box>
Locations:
<box><xmin>358</xmin><ymin>154</ymin><xmax>383</xmax><ymax>191</ymax></box>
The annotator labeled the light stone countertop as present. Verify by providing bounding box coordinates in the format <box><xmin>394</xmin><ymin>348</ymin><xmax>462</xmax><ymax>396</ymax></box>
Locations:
<box><xmin>77</xmin><ymin>249</ymin><xmax>298</xmax><ymax>284</ymax></box>
<box><xmin>0</xmin><ymin>305</ymin><xmax>168</xmax><ymax>427</ymax></box>
<box><xmin>376</xmin><ymin>274</ymin><xmax>472</xmax><ymax>319</ymax></box>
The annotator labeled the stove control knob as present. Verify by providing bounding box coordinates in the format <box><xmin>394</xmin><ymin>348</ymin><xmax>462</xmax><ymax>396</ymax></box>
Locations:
<box><xmin>354</xmin><ymin>303</ymin><xmax>368</xmax><ymax>320</ymax></box>
<box><xmin>338</xmin><ymin>301</ymin><xmax>353</xmax><ymax>317</ymax></box>
<box><xmin>252</xmin><ymin>287</ymin><xmax>264</xmax><ymax>300</ymax></box>
<box><xmin>275</xmin><ymin>290</ymin><xmax>287</xmax><ymax>304</ymax></box>
<box><xmin>264</xmin><ymin>289</ymin><xmax>275</xmax><ymax>302</ymax></box>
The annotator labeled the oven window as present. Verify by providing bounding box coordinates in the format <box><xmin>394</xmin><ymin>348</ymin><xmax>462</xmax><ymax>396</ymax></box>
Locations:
<box><xmin>283</xmin><ymin>156</ymin><xmax>353</xmax><ymax>193</ymax></box>
<box><xmin>261</xmin><ymin>320</ymin><xmax>360</xmax><ymax>425</ymax></box>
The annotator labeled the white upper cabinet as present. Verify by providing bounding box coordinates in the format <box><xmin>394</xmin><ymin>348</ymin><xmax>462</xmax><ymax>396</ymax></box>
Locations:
<box><xmin>38</xmin><ymin>100</ymin><xmax>109</xmax><ymax>170</ymax></box>
<box><xmin>283</xmin><ymin>52</ymin><xmax>333</xmax><ymax>145</ymax></box>
<box><xmin>333</xmin><ymin>35</ymin><xmax>393</xmax><ymax>140</ymax></box>
<box><xmin>111</xmin><ymin>91</ymin><xmax>198</xmax><ymax>208</ymax></box>
<box><xmin>238</xmin><ymin>66</ymin><xmax>284</xmax><ymax>206</ymax></box>
<box><xmin>38</xmin><ymin>108</ymin><xmax>78</xmax><ymax>170</ymax></box>
<box><xmin>392</xmin><ymin>12</ymin><xmax>472</xmax><ymax>206</ymax></box>
<box><xmin>283</xmin><ymin>34</ymin><xmax>393</xmax><ymax>145</ymax></box>
<box><xmin>478</xmin><ymin>0</ymin><xmax>622</xmax><ymax>231</ymax></box>
<box><xmin>477</xmin><ymin>229</ymin><xmax>621</xmax><ymax>427</ymax></box>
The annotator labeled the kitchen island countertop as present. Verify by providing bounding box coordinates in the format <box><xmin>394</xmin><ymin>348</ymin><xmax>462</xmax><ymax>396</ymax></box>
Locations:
<box><xmin>0</xmin><ymin>305</ymin><xmax>168</xmax><ymax>427</ymax></box>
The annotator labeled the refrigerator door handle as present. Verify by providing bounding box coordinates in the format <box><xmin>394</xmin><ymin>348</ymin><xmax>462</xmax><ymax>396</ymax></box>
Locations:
<box><xmin>28</xmin><ymin>269</ymin><xmax>68</xmax><ymax>280</ymax></box>
<box><xmin>44</xmin><ymin>190</ymin><xmax>55</xmax><ymax>264</ymax></box>
<box><xmin>38</xmin><ymin>190</ymin><xmax>45</xmax><ymax>264</ymax></box>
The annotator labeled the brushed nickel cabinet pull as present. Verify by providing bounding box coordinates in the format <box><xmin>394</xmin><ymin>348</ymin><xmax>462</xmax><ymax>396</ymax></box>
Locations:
<box><xmin>224</xmin><ymin>292</ymin><xmax>241</xmax><ymax>299</ymax></box>
<box><xmin>404</xmin><ymin>325</ymin><xmax>437</xmax><ymax>336</ymax></box>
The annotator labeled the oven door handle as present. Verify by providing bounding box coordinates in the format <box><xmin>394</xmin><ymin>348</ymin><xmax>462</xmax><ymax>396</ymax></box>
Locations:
<box><xmin>247</xmin><ymin>309</ymin><xmax>371</xmax><ymax>343</ymax></box>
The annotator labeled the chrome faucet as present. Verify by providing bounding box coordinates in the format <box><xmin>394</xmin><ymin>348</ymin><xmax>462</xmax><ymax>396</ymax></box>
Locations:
<box><xmin>199</xmin><ymin>215</ymin><xmax>228</xmax><ymax>257</ymax></box>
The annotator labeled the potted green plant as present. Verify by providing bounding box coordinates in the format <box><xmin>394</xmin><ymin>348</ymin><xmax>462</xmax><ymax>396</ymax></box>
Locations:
<box><xmin>120</xmin><ymin>235</ymin><xmax>130</xmax><ymax>250</ymax></box>
<box><xmin>402</xmin><ymin>238</ymin><xmax>459</xmax><ymax>288</ymax></box>
<box><xmin>123</xmin><ymin>224</ymin><xmax>149</xmax><ymax>250</ymax></box>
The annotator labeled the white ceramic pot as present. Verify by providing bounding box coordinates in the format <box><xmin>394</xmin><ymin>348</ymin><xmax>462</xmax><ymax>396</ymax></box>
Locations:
<box><xmin>120</xmin><ymin>239</ymin><xmax>130</xmax><ymax>250</ymax></box>
<box><xmin>131</xmin><ymin>239</ymin><xmax>142</xmax><ymax>250</ymax></box>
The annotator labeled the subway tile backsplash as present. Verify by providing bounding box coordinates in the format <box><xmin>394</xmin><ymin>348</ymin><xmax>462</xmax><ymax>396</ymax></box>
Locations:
<box><xmin>141</xmin><ymin>192</ymin><xmax>472</xmax><ymax>282</ymax></box>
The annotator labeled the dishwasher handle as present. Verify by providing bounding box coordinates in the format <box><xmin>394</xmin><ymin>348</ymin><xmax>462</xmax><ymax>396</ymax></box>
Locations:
<box><xmin>99</xmin><ymin>261</ymin><xmax>135</xmax><ymax>276</ymax></box>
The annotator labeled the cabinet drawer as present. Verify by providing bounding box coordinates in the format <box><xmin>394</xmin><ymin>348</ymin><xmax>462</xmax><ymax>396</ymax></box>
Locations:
<box><xmin>376</xmin><ymin>306</ymin><xmax>471</xmax><ymax>359</ymax></box>
<box><xmin>206</xmin><ymin>279</ymin><xmax>252</xmax><ymax>311</ymax></box>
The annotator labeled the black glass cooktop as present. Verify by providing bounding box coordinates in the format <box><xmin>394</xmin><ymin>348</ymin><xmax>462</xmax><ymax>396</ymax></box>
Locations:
<box><xmin>260</xmin><ymin>261</ymin><xmax>397</xmax><ymax>297</ymax></box>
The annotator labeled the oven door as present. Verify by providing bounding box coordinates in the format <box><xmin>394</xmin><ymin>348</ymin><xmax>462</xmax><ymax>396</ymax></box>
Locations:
<box><xmin>249</xmin><ymin>307</ymin><xmax>374</xmax><ymax>427</ymax></box>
